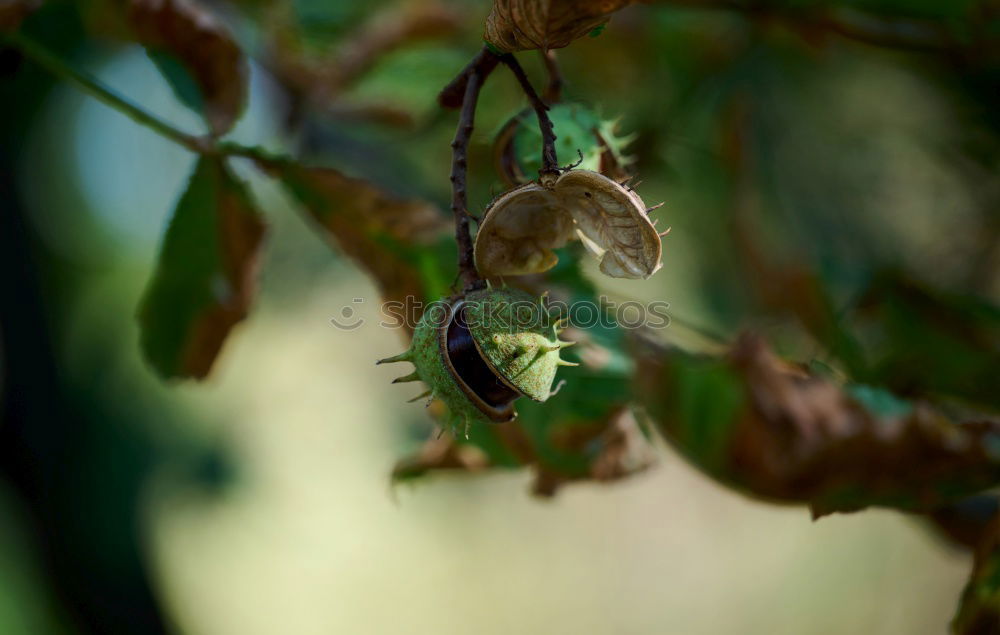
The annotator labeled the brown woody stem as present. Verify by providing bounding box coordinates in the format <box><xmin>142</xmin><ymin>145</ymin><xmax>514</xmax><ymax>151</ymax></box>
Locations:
<box><xmin>447</xmin><ymin>47</ymin><xmax>499</xmax><ymax>292</ymax></box>
<box><xmin>499</xmin><ymin>53</ymin><xmax>559</xmax><ymax>181</ymax></box>
<box><xmin>540</xmin><ymin>49</ymin><xmax>564</xmax><ymax>103</ymax></box>
<box><xmin>438</xmin><ymin>46</ymin><xmax>500</xmax><ymax>109</ymax></box>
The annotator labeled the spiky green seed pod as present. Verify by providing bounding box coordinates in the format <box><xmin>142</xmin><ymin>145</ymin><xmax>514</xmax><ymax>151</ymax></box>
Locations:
<box><xmin>494</xmin><ymin>103</ymin><xmax>636</xmax><ymax>186</ymax></box>
<box><xmin>377</xmin><ymin>287</ymin><xmax>576</xmax><ymax>434</ymax></box>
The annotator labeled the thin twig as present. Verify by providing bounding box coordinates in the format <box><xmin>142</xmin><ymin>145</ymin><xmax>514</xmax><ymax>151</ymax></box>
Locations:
<box><xmin>4</xmin><ymin>32</ymin><xmax>302</xmax><ymax>167</ymax></box>
<box><xmin>540</xmin><ymin>49</ymin><xmax>564</xmax><ymax>103</ymax></box>
<box><xmin>448</xmin><ymin>47</ymin><xmax>499</xmax><ymax>292</ymax></box>
<box><xmin>499</xmin><ymin>53</ymin><xmax>559</xmax><ymax>181</ymax></box>
<box><xmin>4</xmin><ymin>31</ymin><xmax>206</xmax><ymax>154</ymax></box>
<box><xmin>438</xmin><ymin>47</ymin><xmax>500</xmax><ymax>109</ymax></box>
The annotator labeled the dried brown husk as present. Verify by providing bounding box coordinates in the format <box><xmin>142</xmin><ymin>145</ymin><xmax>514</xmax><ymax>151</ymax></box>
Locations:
<box><xmin>474</xmin><ymin>169</ymin><xmax>662</xmax><ymax>279</ymax></box>
<box><xmin>483</xmin><ymin>0</ymin><xmax>636</xmax><ymax>53</ymax></box>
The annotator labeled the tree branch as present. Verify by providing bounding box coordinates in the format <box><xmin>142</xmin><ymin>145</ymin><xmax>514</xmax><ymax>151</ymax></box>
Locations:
<box><xmin>499</xmin><ymin>53</ymin><xmax>559</xmax><ymax>181</ymax></box>
<box><xmin>447</xmin><ymin>47</ymin><xmax>499</xmax><ymax>292</ymax></box>
<box><xmin>438</xmin><ymin>46</ymin><xmax>500</xmax><ymax>109</ymax></box>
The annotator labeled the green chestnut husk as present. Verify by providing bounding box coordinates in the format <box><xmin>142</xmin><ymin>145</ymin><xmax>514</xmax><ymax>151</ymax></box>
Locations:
<box><xmin>377</xmin><ymin>287</ymin><xmax>575</xmax><ymax>434</ymax></box>
<box><xmin>494</xmin><ymin>102</ymin><xmax>636</xmax><ymax>186</ymax></box>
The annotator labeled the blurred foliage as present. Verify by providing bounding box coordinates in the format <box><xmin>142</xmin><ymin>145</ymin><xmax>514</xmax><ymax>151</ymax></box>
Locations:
<box><xmin>954</xmin><ymin>515</ymin><xmax>1000</xmax><ymax>633</ymax></box>
<box><xmin>1</xmin><ymin>0</ymin><xmax>999</xmax><ymax>632</ymax></box>
<box><xmin>139</xmin><ymin>156</ymin><xmax>266</xmax><ymax>379</ymax></box>
<box><xmin>634</xmin><ymin>331</ymin><xmax>1000</xmax><ymax>518</ymax></box>
<box><xmin>127</xmin><ymin>0</ymin><xmax>248</xmax><ymax>136</ymax></box>
<box><xmin>267</xmin><ymin>156</ymin><xmax>452</xmax><ymax>316</ymax></box>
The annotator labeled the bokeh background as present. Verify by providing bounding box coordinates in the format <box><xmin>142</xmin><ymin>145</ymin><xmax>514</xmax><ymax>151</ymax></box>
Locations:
<box><xmin>2</xmin><ymin>1</ymin><xmax>997</xmax><ymax>633</ymax></box>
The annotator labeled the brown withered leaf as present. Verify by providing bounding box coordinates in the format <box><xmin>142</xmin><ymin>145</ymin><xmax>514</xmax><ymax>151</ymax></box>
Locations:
<box><xmin>127</xmin><ymin>0</ymin><xmax>247</xmax><ymax>136</ymax></box>
<box><xmin>634</xmin><ymin>332</ymin><xmax>1000</xmax><ymax>518</ymax></box>
<box><xmin>392</xmin><ymin>418</ymin><xmax>534</xmax><ymax>483</ymax></box>
<box><xmin>139</xmin><ymin>156</ymin><xmax>266</xmax><ymax>379</ymax></box>
<box><xmin>483</xmin><ymin>0</ymin><xmax>635</xmax><ymax>53</ymax></box>
<box><xmin>0</xmin><ymin>0</ymin><xmax>42</xmax><ymax>32</ymax></box>
<box><xmin>262</xmin><ymin>159</ymin><xmax>449</xmax><ymax>324</ymax></box>
<box><xmin>392</xmin><ymin>437</ymin><xmax>491</xmax><ymax>481</ymax></box>
<box><xmin>475</xmin><ymin>169</ymin><xmax>662</xmax><ymax>279</ymax></box>
<box><xmin>392</xmin><ymin>405</ymin><xmax>654</xmax><ymax>497</ymax></box>
<box><xmin>532</xmin><ymin>406</ymin><xmax>656</xmax><ymax>496</ymax></box>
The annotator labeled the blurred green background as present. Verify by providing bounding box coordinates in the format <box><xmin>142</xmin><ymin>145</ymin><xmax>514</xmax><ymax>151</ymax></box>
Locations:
<box><xmin>1</xmin><ymin>0</ymin><xmax>997</xmax><ymax>633</ymax></box>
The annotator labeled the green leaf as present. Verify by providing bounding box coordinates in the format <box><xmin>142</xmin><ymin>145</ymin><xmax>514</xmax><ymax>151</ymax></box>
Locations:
<box><xmin>289</xmin><ymin>0</ymin><xmax>375</xmax><ymax>49</ymax></box>
<box><xmin>138</xmin><ymin>156</ymin><xmax>266</xmax><ymax>379</ymax></box>
<box><xmin>496</xmin><ymin>103</ymin><xmax>635</xmax><ymax>186</ymax></box>
<box><xmin>646</xmin><ymin>352</ymin><xmax>744</xmax><ymax>477</ymax></box>
<box><xmin>146</xmin><ymin>49</ymin><xmax>203</xmax><ymax>117</ymax></box>
<box><xmin>851</xmin><ymin>274</ymin><xmax>1000</xmax><ymax>409</ymax></box>
<box><xmin>514</xmin><ymin>103</ymin><xmax>603</xmax><ymax>175</ymax></box>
